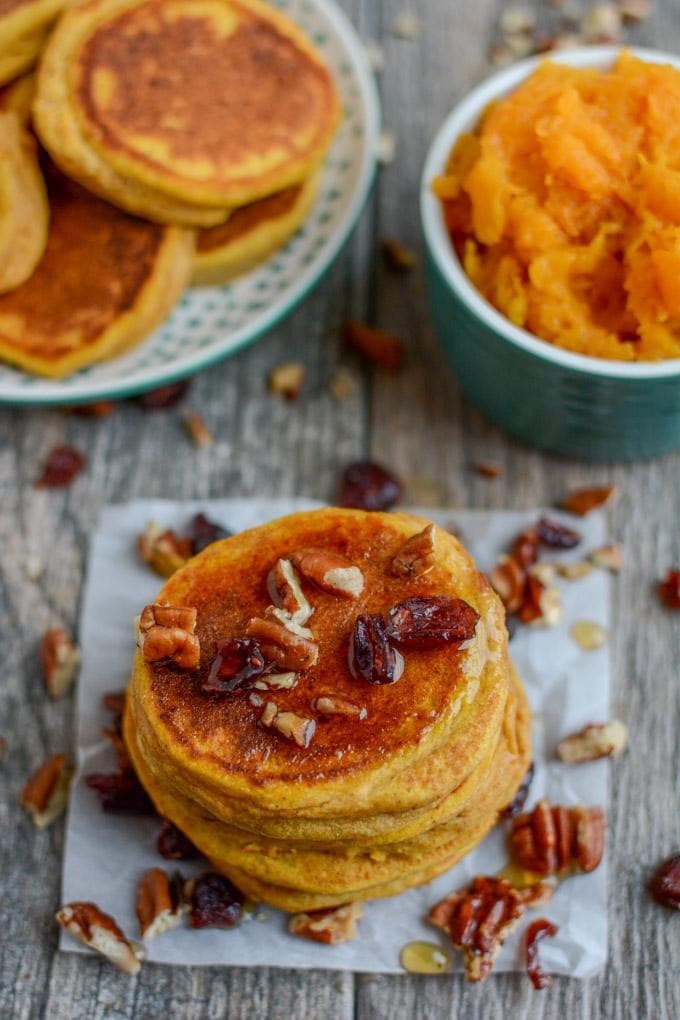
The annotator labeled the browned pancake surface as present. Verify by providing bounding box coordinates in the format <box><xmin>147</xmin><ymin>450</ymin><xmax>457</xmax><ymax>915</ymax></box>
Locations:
<box><xmin>77</xmin><ymin>0</ymin><xmax>336</xmax><ymax>187</ymax></box>
<box><xmin>0</xmin><ymin>159</ymin><xmax>165</xmax><ymax>358</ymax></box>
<box><xmin>197</xmin><ymin>185</ymin><xmax>302</xmax><ymax>253</ymax></box>
<box><xmin>0</xmin><ymin>0</ymin><xmax>32</xmax><ymax>15</ymax></box>
<box><xmin>148</xmin><ymin>512</ymin><xmax>492</xmax><ymax>781</ymax></box>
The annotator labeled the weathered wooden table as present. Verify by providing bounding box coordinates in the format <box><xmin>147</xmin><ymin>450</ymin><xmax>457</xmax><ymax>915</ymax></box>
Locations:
<box><xmin>2</xmin><ymin>2</ymin><xmax>680</xmax><ymax>1017</ymax></box>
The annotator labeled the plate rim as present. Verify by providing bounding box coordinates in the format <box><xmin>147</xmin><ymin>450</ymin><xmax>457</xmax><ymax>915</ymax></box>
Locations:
<box><xmin>0</xmin><ymin>0</ymin><xmax>380</xmax><ymax>406</ymax></box>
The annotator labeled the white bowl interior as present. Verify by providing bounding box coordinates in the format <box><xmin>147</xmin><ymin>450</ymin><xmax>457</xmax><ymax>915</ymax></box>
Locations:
<box><xmin>421</xmin><ymin>46</ymin><xmax>680</xmax><ymax>381</ymax></box>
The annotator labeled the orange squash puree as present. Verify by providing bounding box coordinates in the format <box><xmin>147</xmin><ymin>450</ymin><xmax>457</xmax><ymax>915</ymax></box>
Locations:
<box><xmin>434</xmin><ymin>52</ymin><xmax>680</xmax><ymax>361</ymax></box>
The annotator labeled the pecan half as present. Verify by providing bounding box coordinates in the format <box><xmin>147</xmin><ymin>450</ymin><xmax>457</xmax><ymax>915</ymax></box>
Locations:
<box><xmin>314</xmin><ymin>695</ymin><xmax>367</xmax><ymax>719</ymax></box>
<box><xmin>246</xmin><ymin>615</ymin><xmax>318</xmax><ymax>671</ymax></box>
<box><xmin>558</xmin><ymin>722</ymin><xmax>628</xmax><ymax>762</ymax></box>
<box><xmin>289</xmin><ymin>902</ymin><xmax>364</xmax><ymax>945</ymax></box>
<box><xmin>56</xmin><ymin>902</ymin><xmax>143</xmax><ymax>974</ymax></box>
<box><xmin>429</xmin><ymin>876</ymin><xmax>534</xmax><ymax>982</ymax></box>
<box><xmin>510</xmin><ymin>800</ymin><xmax>605</xmax><ymax>876</ymax></box>
<box><xmin>138</xmin><ymin>603</ymin><xmax>200</xmax><ymax>670</ymax></box>
<box><xmin>390</xmin><ymin>525</ymin><xmax>437</xmax><ymax>579</ymax></box>
<box><xmin>21</xmin><ymin>753</ymin><xmax>72</xmax><ymax>828</ymax></box>
<box><xmin>137</xmin><ymin>522</ymin><xmax>192</xmax><ymax>577</ymax></box>
<box><xmin>40</xmin><ymin>627</ymin><xmax>80</xmax><ymax>699</ymax></box>
<box><xmin>136</xmin><ymin>868</ymin><xmax>186</xmax><ymax>939</ymax></box>
<box><xmin>290</xmin><ymin>548</ymin><xmax>364</xmax><ymax>598</ymax></box>
<box><xmin>266</xmin><ymin>558</ymin><xmax>314</xmax><ymax>624</ymax></box>
<box><xmin>561</xmin><ymin>485</ymin><xmax>617</xmax><ymax>516</ymax></box>
<box><xmin>260</xmin><ymin>702</ymin><xmax>316</xmax><ymax>748</ymax></box>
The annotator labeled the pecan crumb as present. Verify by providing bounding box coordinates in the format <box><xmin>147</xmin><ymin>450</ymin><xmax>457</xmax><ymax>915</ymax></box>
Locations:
<box><xmin>289</xmin><ymin>902</ymin><xmax>364</xmax><ymax>944</ymax></box>
<box><xmin>557</xmin><ymin>720</ymin><xmax>628</xmax><ymax>762</ymax></box>
<box><xmin>136</xmin><ymin>867</ymin><xmax>186</xmax><ymax>940</ymax></box>
<box><xmin>268</xmin><ymin>361</ymin><xmax>305</xmax><ymax>400</ymax></box>
<box><xmin>56</xmin><ymin>902</ymin><xmax>143</xmax><ymax>974</ymax></box>
<box><xmin>344</xmin><ymin>320</ymin><xmax>404</xmax><ymax>370</ymax></box>
<box><xmin>184</xmin><ymin>411</ymin><xmax>213</xmax><ymax>447</ymax></box>
<box><xmin>21</xmin><ymin>753</ymin><xmax>72</xmax><ymax>828</ymax></box>
<box><xmin>314</xmin><ymin>695</ymin><xmax>367</xmax><ymax>720</ymax></box>
<box><xmin>40</xmin><ymin>627</ymin><xmax>80</xmax><ymax>699</ymax></box>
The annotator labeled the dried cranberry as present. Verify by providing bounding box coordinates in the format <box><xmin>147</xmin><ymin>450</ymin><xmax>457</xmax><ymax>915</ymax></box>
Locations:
<box><xmin>85</xmin><ymin>771</ymin><xmax>156</xmax><ymax>815</ymax></box>
<box><xmin>338</xmin><ymin>460</ymin><xmax>402</xmax><ymax>511</ymax></box>
<box><xmin>133</xmin><ymin>379</ymin><xmax>191</xmax><ymax>409</ymax></box>
<box><xmin>658</xmin><ymin>570</ymin><xmax>680</xmax><ymax>609</ymax></box>
<box><xmin>385</xmin><ymin>596</ymin><xmax>479</xmax><ymax>650</ymax></box>
<box><xmin>157</xmin><ymin>819</ymin><xmax>201</xmax><ymax>860</ymax></box>
<box><xmin>650</xmin><ymin>853</ymin><xmax>680</xmax><ymax>910</ymax></box>
<box><xmin>188</xmin><ymin>873</ymin><xmax>244</xmax><ymax>929</ymax></box>
<box><xmin>203</xmin><ymin>638</ymin><xmax>267</xmax><ymax>693</ymax></box>
<box><xmin>35</xmin><ymin>445</ymin><xmax>86</xmax><ymax>487</ymax></box>
<box><xmin>536</xmin><ymin>517</ymin><xmax>581</xmax><ymax>549</ymax></box>
<box><xmin>188</xmin><ymin>513</ymin><xmax>232</xmax><ymax>554</ymax></box>
<box><xmin>348</xmin><ymin>614</ymin><xmax>404</xmax><ymax>685</ymax></box>
<box><xmin>525</xmin><ymin>918</ymin><xmax>558</xmax><ymax>989</ymax></box>
<box><xmin>501</xmin><ymin>761</ymin><xmax>534</xmax><ymax>819</ymax></box>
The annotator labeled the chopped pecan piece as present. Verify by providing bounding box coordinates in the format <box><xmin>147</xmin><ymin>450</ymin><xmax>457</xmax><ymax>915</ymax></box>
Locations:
<box><xmin>290</xmin><ymin>548</ymin><xmax>364</xmax><ymax>598</ymax></box>
<box><xmin>186</xmin><ymin>873</ymin><xmax>244</xmax><ymax>929</ymax></box>
<box><xmin>289</xmin><ymin>902</ymin><xmax>364</xmax><ymax>945</ymax></box>
<box><xmin>183</xmin><ymin>411</ymin><xmax>213</xmax><ymax>447</ymax></box>
<box><xmin>343</xmin><ymin>320</ymin><xmax>403</xmax><ymax>370</ymax></box>
<box><xmin>390</xmin><ymin>525</ymin><xmax>437</xmax><ymax>578</ymax></box>
<box><xmin>314</xmin><ymin>695</ymin><xmax>367</xmax><ymax>719</ymax></box>
<box><xmin>658</xmin><ymin>569</ymin><xmax>680</xmax><ymax>609</ymax></box>
<box><xmin>246</xmin><ymin>615</ymin><xmax>318</xmax><ymax>671</ymax></box>
<box><xmin>589</xmin><ymin>543</ymin><xmax>624</xmax><ymax>572</ymax></box>
<box><xmin>21</xmin><ymin>753</ymin><xmax>72</xmax><ymax>828</ymax></box>
<box><xmin>510</xmin><ymin>800</ymin><xmax>605</xmax><ymax>876</ymax></box>
<box><xmin>260</xmin><ymin>702</ymin><xmax>316</xmax><ymax>748</ymax></box>
<box><xmin>525</xmin><ymin>918</ymin><xmax>558</xmax><ymax>989</ymax></box>
<box><xmin>266</xmin><ymin>558</ymin><xmax>314</xmax><ymax>624</ymax></box>
<box><xmin>137</xmin><ymin>521</ymin><xmax>192</xmax><ymax>577</ymax></box>
<box><xmin>40</xmin><ymin>627</ymin><xmax>80</xmax><ymax>699</ymax></box>
<box><xmin>136</xmin><ymin>868</ymin><xmax>186</xmax><ymax>939</ymax></box>
<box><xmin>253</xmin><ymin>671</ymin><xmax>298</xmax><ymax>690</ymax></box>
<box><xmin>56</xmin><ymin>902</ymin><xmax>143</xmax><ymax>974</ymax></box>
<box><xmin>561</xmin><ymin>485</ymin><xmax>617</xmax><ymax>516</ymax></box>
<box><xmin>650</xmin><ymin>854</ymin><xmax>680</xmax><ymax>910</ymax></box>
<box><xmin>429</xmin><ymin>876</ymin><xmax>531</xmax><ymax>982</ymax></box>
<box><xmin>138</xmin><ymin>603</ymin><xmax>200</xmax><ymax>670</ymax></box>
<box><xmin>557</xmin><ymin>721</ymin><xmax>628</xmax><ymax>763</ymax></box>
<box><xmin>268</xmin><ymin>361</ymin><xmax>305</xmax><ymax>400</ymax></box>
<box><xmin>157</xmin><ymin>819</ymin><xmax>200</xmax><ymax>860</ymax></box>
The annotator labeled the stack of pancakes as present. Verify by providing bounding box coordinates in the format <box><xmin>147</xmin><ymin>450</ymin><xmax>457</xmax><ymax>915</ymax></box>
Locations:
<box><xmin>124</xmin><ymin>508</ymin><xmax>532</xmax><ymax>911</ymax></box>
<box><xmin>0</xmin><ymin>0</ymin><xmax>339</xmax><ymax>377</ymax></box>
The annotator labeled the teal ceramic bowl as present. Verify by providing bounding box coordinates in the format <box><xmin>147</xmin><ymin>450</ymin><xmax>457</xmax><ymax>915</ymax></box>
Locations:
<box><xmin>421</xmin><ymin>46</ymin><xmax>680</xmax><ymax>462</ymax></box>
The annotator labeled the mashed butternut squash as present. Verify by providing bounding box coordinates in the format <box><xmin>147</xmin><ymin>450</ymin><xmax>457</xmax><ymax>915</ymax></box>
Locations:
<box><xmin>434</xmin><ymin>53</ymin><xmax>680</xmax><ymax>361</ymax></box>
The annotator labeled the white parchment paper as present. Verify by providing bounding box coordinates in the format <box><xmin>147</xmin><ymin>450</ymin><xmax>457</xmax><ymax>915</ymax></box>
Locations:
<box><xmin>60</xmin><ymin>499</ymin><xmax>609</xmax><ymax>977</ymax></box>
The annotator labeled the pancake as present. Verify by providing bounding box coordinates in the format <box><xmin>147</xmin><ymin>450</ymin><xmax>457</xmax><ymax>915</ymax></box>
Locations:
<box><xmin>124</xmin><ymin>508</ymin><xmax>532</xmax><ymax>910</ymax></box>
<box><xmin>34</xmin><ymin>0</ymin><xmax>340</xmax><ymax>217</ymax></box>
<box><xmin>128</xmin><ymin>510</ymin><xmax>510</xmax><ymax>817</ymax></box>
<box><xmin>192</xmin><ymin>174</ymin><xmax>320</xmax><ymax>286</ymax></box>
<box><xmin>0</xmin><ymin>0</ymin><xmax>64</xmax><ymax>85</ymax></box>
<box><xmin>0</xmin><ymin>71</ymin><xmax>36</xmax><ymax>122</ymax></box>
<box><xmin>0</xmin><ymin>158</ymin><xmax>194</xmax><ymax>377</ymax></box>
<box><xmin>0</xmin><ymin>112</ymin><xmax>48</xmax><ymax>292</ymax></box>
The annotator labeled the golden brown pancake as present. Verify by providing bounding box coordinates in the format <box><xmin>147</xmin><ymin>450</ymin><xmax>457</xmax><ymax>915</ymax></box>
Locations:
<box><xmin>0</xmin><ymin>158</ymin><xmax>194</xmax><ymax>377</ymax></box>
<box><xmin>0</xmin><ymin>111</ymin><xmax>48</xmax><ymax>292</ymax></box>
<box><xmin>192</xmin><ymin>173</ymin><xmax>319</xmax><ymax>285</ymax></box>
<box><xmin>124</xmin><ymin>508</ymin><xmax>531</xmax><ymax>910</ymax></box>
<box><xmin>34</xmin><ymin>0</ymin><xmax>340</xmax><ymax>218</ymax></box>
<box><xmin>0</xmin><ymin>71</ymin><xmax>36</xmax><ymax>122</ymax></box>
<box><xmin>0</xmin><ymin>0</ymin><xmax>63</xmax><ymax>85</ymax></box>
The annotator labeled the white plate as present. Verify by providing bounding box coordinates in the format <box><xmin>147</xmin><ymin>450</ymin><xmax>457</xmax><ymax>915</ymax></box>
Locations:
<box><xmin>1</xmin><ymin>0</ymin><xmax>380</xmax><ymax>405</ymax></box>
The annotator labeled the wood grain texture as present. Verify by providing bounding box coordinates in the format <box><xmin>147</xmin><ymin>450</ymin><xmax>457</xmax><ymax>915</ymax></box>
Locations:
<box><xmin>1</xmin><ymin>1</ymin><xmax>680</xmax><ymax>1017</ymax></box>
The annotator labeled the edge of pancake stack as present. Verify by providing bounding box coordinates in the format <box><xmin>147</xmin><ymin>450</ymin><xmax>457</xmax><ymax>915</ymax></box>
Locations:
<box><xmin>124</xmin><ymin>508</ymin><xmax>532</xmax><ymax>911</ymax></box>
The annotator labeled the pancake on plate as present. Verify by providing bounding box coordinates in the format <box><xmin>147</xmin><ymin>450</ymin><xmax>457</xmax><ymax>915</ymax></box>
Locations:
<box><xmin>0</xmin><ymin>0</ymin><xmax>64</xmax><ymax>85</ymax></box>
<box><xmin>34</xmin><ymin>0</ymin><xmax>340</xmax><ymax>224</ymax></box>
<box><xmin>0</xmin><ymin>158</ymin><xmax>194</xmax><ymax>377</ymax></box>
<box><xmin>0</xmin><ymin>111</ymin><xmax>48</xmax><ymax>292</ymax></box>
<box><xmin>0</xmin><ymin>70</ymin><xmax>36</xmax><ymax>121</ymax></box>
<box><xmin>124</xmin><ymin>508</ymin><xmax>532</xmax><ymax>911</ymax></box>
<box><xmin>192</xmin><ymin>173</ymin><xmax>320</xmax><ymax>286</ymax></box>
